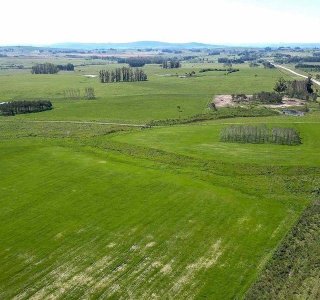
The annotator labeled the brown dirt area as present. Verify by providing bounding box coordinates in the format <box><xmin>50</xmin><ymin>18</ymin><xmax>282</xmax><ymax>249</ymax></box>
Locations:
<box><xmin>213</xmin><ymin>95</ymin><xmax>306</xmax><ymax>108</ymax></box>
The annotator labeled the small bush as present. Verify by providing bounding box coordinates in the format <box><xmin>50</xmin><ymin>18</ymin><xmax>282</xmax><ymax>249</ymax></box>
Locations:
<box><xmin>251</xmin><ymin>92</ymin><xmax>283</xmax><ymax>104</ymax></box>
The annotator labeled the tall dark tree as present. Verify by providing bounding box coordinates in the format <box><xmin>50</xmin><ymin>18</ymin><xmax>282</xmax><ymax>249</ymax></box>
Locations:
<box><xmin>274</xmin><ymin>77</ymin><xmax>287</xmax><ymax>94</ymax></box>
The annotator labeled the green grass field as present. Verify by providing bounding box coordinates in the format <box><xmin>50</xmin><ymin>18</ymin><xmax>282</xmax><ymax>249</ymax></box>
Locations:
<box><xmin>0</xmin><ymin>59</ymin><xmax>319</xmax><ymax>299</ymax></box>
<box><xmin>0</xmin><ymin>61</ymin><xmax>300</xmax><ymax>123</ymax></box>
<box><xmin>112</xmin><ymin>115</ymin><xmax>320</xmax><ymax>166</ymax></box>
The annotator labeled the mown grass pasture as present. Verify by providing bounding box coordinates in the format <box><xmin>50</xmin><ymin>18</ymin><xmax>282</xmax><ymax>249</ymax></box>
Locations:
<box><xmin>0</xmin><ymin>60</ymin><xmax>299</xmax><ymax>123</ymax></box>
<box><xmin>0</xmin><ymin>53</ymin><xmax>319</xmax><ymax>299</ymax></box>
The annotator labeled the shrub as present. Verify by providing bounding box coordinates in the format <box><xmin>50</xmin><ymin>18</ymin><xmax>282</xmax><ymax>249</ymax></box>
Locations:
<box><xmin>251</xmin><ymin>92</ymin><xmax>283</xmax><ymax>104</ymax></box>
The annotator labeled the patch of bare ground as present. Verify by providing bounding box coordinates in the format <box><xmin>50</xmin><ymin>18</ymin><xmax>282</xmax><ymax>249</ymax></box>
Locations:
<box><xmin>213</xmin><ymin>95</ymin><xmax>235</xmax><ymax>108</ymax></box>
<box><xmin>265</xmin><ymin>97</ymin><xmax>306</xmax><ymax>109</ymax></box>
<box><xmin>213</xmin><ymin>95</ymin><xmax>306</xmax><ymax>109</ymax></box>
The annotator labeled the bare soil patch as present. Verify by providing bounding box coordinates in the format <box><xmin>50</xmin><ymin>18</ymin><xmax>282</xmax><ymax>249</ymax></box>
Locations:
<box><xmin>214</xmin><ymin>95</ymin><xmax>235</xmax><ymax>108</ymax></box>
<box><xmin>266</xmin><ymin>97</ymin><xmax>306</xmax><ymax>108</ymax></box>
<box><xmin>213</xmin><ymin>95</ymin><xmax>306</xmax><ymax>109</ymax></box>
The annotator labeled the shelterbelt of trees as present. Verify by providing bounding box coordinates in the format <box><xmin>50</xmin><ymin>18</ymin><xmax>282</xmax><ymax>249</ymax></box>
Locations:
<box><xmin>116</xmin><ymin>57</ymin><xmax>182</xmax><ymax>68</ymax></box>
<box><xmin>274</xmin><ymin>77</ymin><xmax>318</xmax><ymax>101</ymax></box>
<box><xmin>161</xmin><ymin>60</ymin><xmax>181</xmax><ymax>69</ymax></box>
<box><xmin>0</xmin><ymin>100</ymin><xmax>52</xmax><ymax>116</ymax></box>
<box><xmin>117</xmin><ymin>57</ymin><xmax>164</xmax><ymax>67</ymax></box>
<box><xmin>99</xmin><ymin>67</ymin><xmax>147</xmax><ymax>83</ymax></box>
<box><xmin>220</xmin><ymin>125</ymin><xmax>301</xmax><ymax>145</ymax></box>
<box><xmin>31</xmin><ymin>63</ymin><xmax>74</xmax><ymax>74</ymax></box>
<box><xmin>295</xmin><ymin>64</ymin><xmax>320</xmax><ymax>72</ymax></box>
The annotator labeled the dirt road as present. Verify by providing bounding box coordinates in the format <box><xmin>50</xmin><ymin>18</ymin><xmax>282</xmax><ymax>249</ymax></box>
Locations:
<box><xmin>272</xmin><ymin>64</ymin><xmax>320</xmax><ymax>86</ymax></box>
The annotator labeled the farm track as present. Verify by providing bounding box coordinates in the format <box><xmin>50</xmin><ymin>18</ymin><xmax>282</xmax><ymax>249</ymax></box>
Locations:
<box><xmin>272</xmin><ymin>63</ymin><xmax>320</xmax><ymax>86</ymax></box>
<box><xmin>2</xmin><ymin>120</ymin><xmax>145</xmax><ymax>127</ymax></box>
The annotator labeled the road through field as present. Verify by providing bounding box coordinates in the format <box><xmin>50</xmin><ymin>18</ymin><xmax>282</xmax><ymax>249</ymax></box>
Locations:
<box><xmin>272</xmin><ymin>63</ymin><xmax>320</xmax><ymax>86</ymax></box>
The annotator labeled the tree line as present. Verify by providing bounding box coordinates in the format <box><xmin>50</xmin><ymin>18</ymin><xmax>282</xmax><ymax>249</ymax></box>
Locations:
<box><xmin>57</xmin><ymin>63</ymin><xmax>74</xmax><ymax>71</ymax></box>
<box><xmin>161</xmin><ymin>60</ymin><xmax>181</xmax><ymax>69</ymax></box>
<box><xmin>295</xmin><ymin>64</ymin><xmax>320</xmax><ymax>72</ymax></box>
<box><xmin>218</xmin><ymin>58</ymin><xmax>245</xmax><ymax>64</ymax></box>
<box><xmin>0</xmin><ymin>100</ymin><xmax>52</xmax><ymax>116</ymax></box>
<box><xmin>251</xmin><ymin>92</ymin><xmax>283</xmax><ymax>104</ymax></box>
<box><xmin>261</xmin><ymin>61</ymin><xmax>275</xmax><ymax>69</ymax></box>
<box><xmin>220</xmin><ymin>125</ymin><xmax>301</xmax><ymax>145</ymax></box>
<box><xmin>31</xmin><ymin>63</ymin><xmax>75</xmax><ymax>74</ymax></box>
<box><xmin>99</xmin><ymin>67</ymin><xmax>147</xmax><ymax>83</ymax></box>
<box><xmin>275</xmin><ymin>55</ymin><xmax>320</xmax><ymax>64</ymax></box>
<box><xmin>117</xmin><ymin>57</ymin><xmax>165</xmax><ymax>67</ymax></box>
<box><xmin>274</xmin><ymin>77</ymin><xmax>317</xmax><ymax>101</ymax></box>
<box><xmin>199</xmin><ymin>68</ymin><xmax>239</xmax><ymax>74</ymax></box>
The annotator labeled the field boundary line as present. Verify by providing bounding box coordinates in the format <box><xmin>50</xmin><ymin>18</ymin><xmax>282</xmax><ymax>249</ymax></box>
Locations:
<box><xmin>0</xmin><ymin>120</ymin><xmax>146</xmax><ymax>127</ymax></box>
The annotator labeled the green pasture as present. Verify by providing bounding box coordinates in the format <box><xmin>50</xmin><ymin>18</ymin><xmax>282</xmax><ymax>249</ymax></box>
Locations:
<box><xmin>0</xmin><ymin>57</ymin><xmax>319</xmax><ymax>299</ymax></box>
<box><xmin>0</xmin><ymin>135</ymin><xmax>312</xmax><ymax>299</ymax></box>
<box><xmin>0</xmin><ymin>61</ymin><xmax>297</xmax><ymax>123</ymax></box>
<box><xmin>112</xmin><ymin>114</ymin><xmax>320</xmax><ymax>166</ymax></box>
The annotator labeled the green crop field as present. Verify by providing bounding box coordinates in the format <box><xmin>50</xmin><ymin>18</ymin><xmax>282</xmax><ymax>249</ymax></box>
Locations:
<box><xmin>0</xmin><ymin>55</ymin><xmax>319</xmax><ymax>299</ymax></box>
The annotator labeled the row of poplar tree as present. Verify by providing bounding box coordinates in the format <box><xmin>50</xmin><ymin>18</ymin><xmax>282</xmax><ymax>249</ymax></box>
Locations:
<box><xmin>220</xmin><ymin>125</ymin><xmax>301</xmax><ymax>145</ymax></box>
<box><xmin>31</xmin><ymin>63</ymin><xmax>74</xmax><ymax>74</ymax></box>
<box><xmin>162</xmin><ymin>60</ymin><xmax>181</xmax><ymax>69</ymax></box>
<box><xmin>99</xmin><ymin>67</ymin><xmax>147</xmax><ymax>83</ymax></box>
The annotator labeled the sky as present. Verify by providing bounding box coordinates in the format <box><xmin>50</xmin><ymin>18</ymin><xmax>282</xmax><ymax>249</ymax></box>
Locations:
<box><xmin>0</xmin><ymin>0</ymin><xmax>319</xmax><ymax>45</ymax></box>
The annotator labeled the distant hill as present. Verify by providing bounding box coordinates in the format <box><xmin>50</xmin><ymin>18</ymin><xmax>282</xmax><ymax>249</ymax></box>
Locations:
<box><xmin>230</xmin><ymin>43</ymin><xmax>320</xmax><ymax>49</ymax></box>
<box><xmin>50</xmin><ymin>41</ymin><xmax>222</xmax><ymax>50</ymax></box>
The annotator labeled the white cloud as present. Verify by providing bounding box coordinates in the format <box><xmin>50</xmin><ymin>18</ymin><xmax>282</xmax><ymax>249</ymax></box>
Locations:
<box><xmin>0</xmin><ymin>0</ymin><xmax>319</xmax><ymax>45</ymax></box>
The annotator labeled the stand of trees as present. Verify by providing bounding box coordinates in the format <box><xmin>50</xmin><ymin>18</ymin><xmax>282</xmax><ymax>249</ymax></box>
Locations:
<box><xmin>274</xmin><ymin>77</ymin><xmax>317</xmax><ymax>101</ymax></box>
<box><xmin>117</xmin><ymin>57</ymin><xmax>165</xmax><ymax>67</ymax></box>
<box><xmin>199</xmin><ymin>68</ymin><xmax>239</xmax><ymax>74</ymax></box>
<box><xmin>231</xmin><ymin>94</ymin><xmax>249</xmax><ymax>102</ymax></box>
<box><xmin>220</xmin><ymin>125</ymin><xmax>301</xmax><ymax>145</ymax></box>
<box><xmin>84</xmin><ymin>87</ymin><xmax>95</xmax><ymax>100</ymax></box>
<box><xmin>251</xmin><ymin>92</ymin><xmax>283</xmax><ymax>104</ymax></box>
<box><xmin>262</xmin><ymin>61</ymin><xmax>275</xmax><ymax>69</ymax></box>
<box><xmin>99</xmin><ymin>67</ymin><xmax>147</xmax><ymax>83</ymax></box>
<box><xmin>295</xmin><ymin>64</ymin><xmax>320</xmax><ymax>72</ymax></box>
<box><xmin>63</xmin><ymin>88</ymin><xmax>81</xmax><ymax>99</ymax></box>
<box><xmin>57</xmin><ymin>63</ymin><xmax>75</xmax><ymax>71</ymax></box>
<box><xmin>218</xmin><ymin>58</ymin><xmax>245</xmax><ymax>64</ymax></box>
<box><xmin>31</xmin><ymin>63</ymin><xmax>59</xmax><ymax>74</ymax></box>
<box><xmin>0</xmin><ymin>100</ymin><xmax>52</xmax><ymax>116</ymax></box>
<box><xmin>275</xmin><ymin>55</ymin><xmax>320</xmax><ymax>64</ymax></box>
<box><xmin>31</xmin><ymin>63</ymin><xmax>74</xmax><ymax>74</ymax></box>
<box><xmin>63</xmin><ymin>88</ymin><xmax>95</xmax><ymax>99</ymax></box>
<box><xmin>162</xmin><ymin>60</ymin><xmax>181</xmax><ymax>69</ymax></box>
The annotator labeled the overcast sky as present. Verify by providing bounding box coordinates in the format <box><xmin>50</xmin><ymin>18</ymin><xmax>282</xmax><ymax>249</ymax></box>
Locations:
<box><xmin>0</xmin><ymin>0</ymin><xmax>319</xmax><ymax>45</ymax></box>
